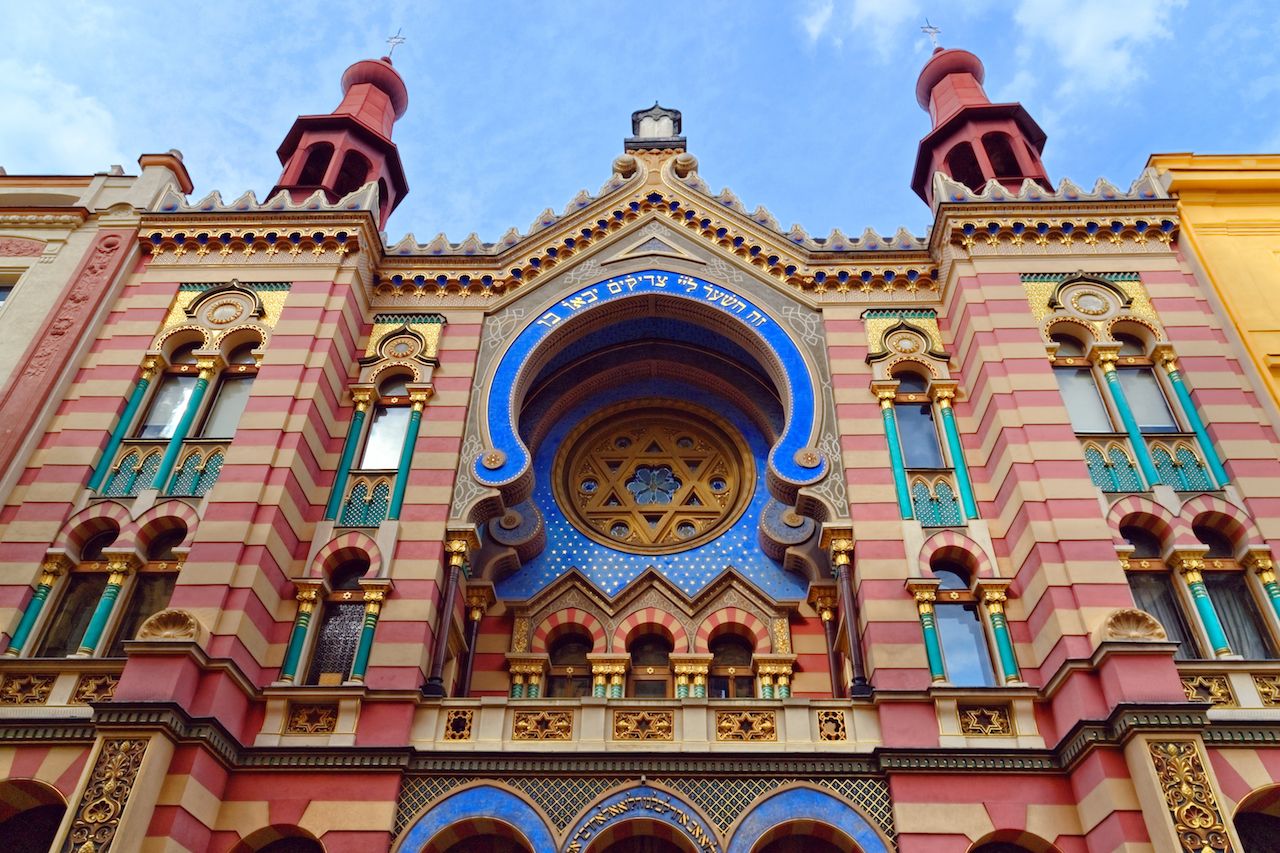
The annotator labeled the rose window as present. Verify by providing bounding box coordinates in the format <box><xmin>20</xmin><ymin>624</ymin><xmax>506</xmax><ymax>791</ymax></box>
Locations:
<box><xmin>553</xmin><ymin>402</ymin><xmax>753</xmax><ymax>554</ymax></box>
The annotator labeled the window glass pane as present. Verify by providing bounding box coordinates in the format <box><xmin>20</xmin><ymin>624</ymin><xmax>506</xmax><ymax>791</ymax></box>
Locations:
<box><xmin>35</xmin><ymin>574</ymin><xmax>108</xmax><ymax>657</ymax></box>
<box><xmin>632</xmin><ymin>680</ymin><xmax>667</xmax><ymax>698</ymax></box>
<box><xmin>1118</xmin><ymin>368</ymin><xmax>1177</xmax><ymax>432</ymax></box>
<box><xmin>200</xmin><ymin>376</ymin><xmax>254</xmax><ymax>438</ymax></box>
<box><xmin>630</xmin><ymin>635</ymin><xmax>672</xmax><ymax>667</ymax></box>
<box><xmin>896</xmin><ymin>403</ymin><xmax>944</xmax><ymax>468</ymax></box>
<box><xmin>1204</xmin><ymin>573</ymin><xmax>1278</xmax><ymax>660</ymax></box>
<box><xmin>935</xmin><ymin>603</ymin><xmax>996</xmax><ymax>686</ymax></box>
<box><xmin>549</xmin><ymin>634</ymin><xmax>592</xmax><ymax>667</ymax></box>
<box><xmin>894</xmin><ymin>372</ymin><xmax>929</xmax><ymax>393</ymax></box>
<box><xmin>0</xmin><ymin>285</ymin><xmax>12</xmax><ymax>308</ymax></box>
<box><xmin>137</xmin><ymin>375</ymin><xmax>196</xmax><ymax>439</ymax></box>
<box><xmin>107</xmin><ymin>574</ymin><xmax>176</xmax><ymax>657</ymax></box>
<box><xmin>547</xmin><ymin>675</ymin><xmax>592</xmax><ymax>698</ymax></box>
<box><xmin>1127</xmin><ymin>572</ymin><xmax>1200</xmax><ymax>660</ymax></box>
<box><xmin>1054</xmin><ymin>368</ymin><xmax>1112</xmax><ymax>432</ymax></box>
<box><xmin>358</xmin><ymin>406</ymin><xmax>410</xmax><ymax>469</ymax></box>
<box><xmin>1050</xmin><ymin>334</ymin><xmax>1086</xmax><ymax>357</ymax></box>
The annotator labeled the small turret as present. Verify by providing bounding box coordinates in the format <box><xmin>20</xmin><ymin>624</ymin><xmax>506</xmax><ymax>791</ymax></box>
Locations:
<box><xmin>911</xmin><ymin>47</ymin><xmax>1050</xmax><ymax>205</ymax></box>
<box><xmin>271</xmin><ymin>56</ymin><xmax>410</xmax><ymax>227</ymax></box>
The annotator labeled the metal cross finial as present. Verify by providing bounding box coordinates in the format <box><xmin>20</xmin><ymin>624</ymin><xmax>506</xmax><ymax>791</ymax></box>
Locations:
<box><xmin>921</xmin><ymin>19</ymin><xmax>942</xmax><ymax>49</ymax></box>
<box><xmin>386</xmin><ymin>28</ymin><xmax>406</xmax><ymax>58</ymax></box>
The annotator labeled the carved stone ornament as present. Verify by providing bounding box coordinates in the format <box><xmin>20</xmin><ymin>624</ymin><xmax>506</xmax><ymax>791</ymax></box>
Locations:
<box><xmin>1255</xmin><ymin>674</ymin><xmax>1280</xmax><ymax>707</ymax></box>
<box><xmin>443</xmin><ymin>709</ymin><xmax>474</xmax><ymax>741</ymax></box>
<box><xmin>72</xmin><ymin>674</ymin><xmax>120</xmax><ymax>704</ymax></box>
<box><xmin>1181</xmin><ymin>675</ymin><xmax>1236</xmax><ymax>708</ymax></box>
<box><xmin>715</xmin><ymin>710</ymin><xmax>777</xmax><ymax>742</ymax></box>
<box><xmin>817</xmin><ymin>709</ymin><xmax>847</xmax><ymax>741</ymax></box>
<box><xmin>0</xmin><ymin>237</ymin><xmax>45</xmax><ymax>256</ymax></box>
<box><xmin>285</xmin><ymin>702</ymin><xmax>339</xmax><ymax>735</ymax></box>
<box><xmin>68</xmin><ymin>737</ymin><xmax>148</xmax><ymax>852</ymax></box>
<box><xmin>613</xmin><ymin>710</ymin><xmax>674</xmax><ymax>741</ymax></box>
<box><xmin>1098</xmin><ymin>608</ymin><xmax>1168</xmax><ymax>643</ymax></box>
<box><xmin>512</xmin><ymin>710</ymin><xmax>573</xmax><ymax>740</ymax></box>
<box><xmin>1148</xmin><ymin>740</ymin><xmax>1233</xmax><ymax>853</ymax></box>
<box><xmin>958</xmin><ymin>705</ymin><xmax>1015</xmax><ymax>737</ymax></box>
<box><xmin>135</xmin><ymin>608</ymin><xmax>203</xmax><ymax>641</ymax></box>
<box><xmin>0</xmin><ymin>672</ymin><xmax>56</xmax><ymax>705</ymax></box>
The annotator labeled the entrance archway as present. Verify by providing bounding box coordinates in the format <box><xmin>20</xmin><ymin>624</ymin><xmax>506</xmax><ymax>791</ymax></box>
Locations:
<box><xmin>583</xmin><ymin>818</ymin><xmax>704</xmax><ymax>853</ymax></box>
<box><xmin>0</xmin><ymin>779</ymin><xmax>66</xmax><ymax>853</ymax></box>
<box><xmin>1235</xmin><ymin>784</ymin><xmax>1280</xmax><ymax>853</ymax></box>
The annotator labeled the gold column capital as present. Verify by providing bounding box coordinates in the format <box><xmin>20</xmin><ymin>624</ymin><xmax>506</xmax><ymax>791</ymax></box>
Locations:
<box><xmin>1245</xmin><ymin>549</ymin><xmax>1276</xmax><ymax>584</ymax></box>
<box><xmin>103</xmin><ymin>553</ymin><xmax>142</xmax><ymax>584</ymax></box>
<box><xmin>465</xmin><ymin>581</ymin><xmax>496</xmax><ymax>621</ymax></box>
<box><xmin>1152</xmin><ymin>344</ymin><xmax>1179</xmax><ymax>372</ymax></box>
<box><xmin>294</xmin><ymin>582</ymin><xmax>322</xmax><ymax>613</ymax></box>
<box><xmin>821</xmin><ymin>528</ymin><xmax>854</xmax><ymax>567</ymax></box>
<box><xmin>807</xmin><ymin>582</ymin><xmax>839</xmax><ymax>622</ymax></box>
<box><xmin>350</xmin><ymin>387</ymin><xmax>375</xmax><ymax>411</ymax></box>
<box><xmin>140</xmin><ymin>356</ymin><xmax>160</xmax><ymax>380</ymax></box>
<box><xmin>39</xmin><ymin>553</ymin><xmax>73</xmax><ymax>584</ymax></box>
<box><xmin>445</xmin><ymin>529</ymin><xmax>481</xmax><ymax>571</ymax></box>
<box><xmin>870</xmin><ymin>382</ymin><xmax>898</xmax><ymax>407</ymax></box>
<box><xmin>408</xmin><ymin>385</ymin><xmax>434</xmax><ymax>412</ymax></box>
<box><xmin>929</xmin><ymin>381</ymin><xmax>959</xmax><ymax>406</ymax></box>
<box><xmin>906</xmin><ymin>579</ymin><xmax>940</xmax><ymax>613</ymax></box>
<box><xmin>1170</xmin><ymin>550</ymin><xmax>1207</xmax><ymax>578</ymax></box>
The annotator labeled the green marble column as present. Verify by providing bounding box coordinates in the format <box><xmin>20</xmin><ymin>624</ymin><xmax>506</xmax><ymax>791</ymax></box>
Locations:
<box><xmin>279</xmin><ymin>586</ymin><xmax>319</xmax><ymax>683</ymax></box>
<box><xmin>983</xmin><ymin>588</ymin><xmax>1021</xmax><ymax>684</ymax></box>
<box><xmin>1248</xmin><ymin>553</ymin><xmax>1280</xmax><ymax>624</ymax></box>
<box><xmin>879</xmin><ymin>394</ymin><xmax>915</xmax><ymax>519</ymax></box>
<box><xmin>348</xmin><ymin>590</ymin><xmax>384</xmax><ymax>683</ymax></box>
<box><xmin>324</xmin><ymin>393</ymin><xmax>371</xmax><ymax>520</ymax></box>
<box><xmin>153</xmin><ymin>361</ymin><xmax>215</xmax><ymax>491</ymax></box>
<box><xmin>1177</xmin><ymin>555</ymin><xmax>1231</xmax><ymax>656</ymax></box>
<box><xmin>5</xmin><ymin>558</ymin><xmax>68</xmax><ymax>656</ymax></box>
<box><xmin>912</xmin><ymin>588</ymin><xmax>947</xmax><ymax>683</ymax></box>
<box><xmin>1099</xmin><ymin>358</ymin><xmax>1161</xmax><ymax>487</ymax></box>
<box><xmin>936</xmin><ymin>392</ymin><xmax>979</xmax><ymax>519</ymax></box>
<box><xmin>388</xmin><ymin>393</ymin><xmax>428</xmax><ymax>520</ymax></box>
<box><xmin>88</xmin><ymin>363</ymin><xmax>154</xmax><ymax>492</ymax></box>
<box><xmin>77</xmin><ymin>562</ymin><xmax>133</xmax><ymax>655</ymax></box>
<box><xmin>1162</xmin><ymin>358</ymin><xmax>1229</xmax><ymax>487</ymax></box>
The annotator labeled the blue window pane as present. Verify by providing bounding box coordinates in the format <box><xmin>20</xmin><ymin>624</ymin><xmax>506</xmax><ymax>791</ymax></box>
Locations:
<box><xmin>896</xmin><ymin>403</ymin><xmax>944</xmax><ymax>468</ymax></box>
<box><xmin>1118</xmin><ymin>368</ymin><xmax>1177</xmax><ymax>432</ymax></box>
<box><xmin>935</xmin><ymin>603</ymin><xmax>996</xmax><ymax>686</ymax></box>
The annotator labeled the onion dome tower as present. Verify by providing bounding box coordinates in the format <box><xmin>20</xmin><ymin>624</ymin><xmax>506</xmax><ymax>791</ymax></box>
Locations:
<box><xmin>910</xmin><ymin>46</ymin><xmax>1050</xmax><ymax>205</ymax></box>
<box><xmin>271</xmin><ymin>56</ymin><xmax>410</xmax><ymax>228</ymax></box>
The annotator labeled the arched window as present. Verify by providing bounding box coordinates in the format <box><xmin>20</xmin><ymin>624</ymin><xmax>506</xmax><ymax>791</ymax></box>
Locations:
<box><xmin>306</xmin><ymin>558</ymin><xmax>371</xmax><ymax>685</ymax></box>
<box><xmin>1050</xmin><ymin>334</ymin><xmax>1113</xmax><ymax>433</ymax></box>
<box><xmin>627</xmin><ymin>633</ymin><xmax>673</xmax><ymax>698</ymax></box>
<box><xmin>929</xmin><ymin>560</ymin><xmax>996</xmax><ymax>686</ymax></box>
<box><xmin>296</xmin><ymin>142</ymin><xmax>333</xmax><ymax>186</ymax></box>
<box><xmin>758</xmin><ymin>837</ymin><xmax>846</xmax><ymax>853</ymax></box>
<box><xmin>359</xmin><ymin>375</ymin><xmax>412</xmax><ymax>469</ymax></box>
<box><xmin>708</xmin><ymin>633</ymin><xmax>755</xmax><ymax>698</ymax></box>
<box><xmin>334</xmin><ymin>150</ymin><xmax>372</xmax><ymax>198</ymax></box>
<box><xmin>1195</xmin><ymin>525</ymin><xmax>1277</xmax><ymax>660</ymax></box>
<box><xmin>982</xmin><ymin>132</ymin><xmax>1020</xmax><ymax>178</ymax></box>
<box><xmin>137</xmin><ymin>342</ymin><xmax>199</xmax><ymax>439</ymax></box>
<box><xmin>546</xmin><ymin>631</ymin><xmax>593</xmax><ymax>698</ymax></box>
<box><xmin>944</xmin><ymin>142</ymin><xmax>985</xmax><ymax>191</ymax></box>
<box><xmin>1114</xmin><ymin>335</ymin><xmax>1177</xmax><ymax>433</ymax></box>
<box><xmin>34</xmin><ymin>529</ymin><xmax>118</xmax><ymax>658</ymax></box>
<box><xmin>1236</xmin><ymin>807</ymin><xmax>1280</xmax><ymax>853</ymax></box>
<box><xmin>199</xmin><ymin>342</ymin><xmax>258</xmax><ymax>438</ymax></box>
<box><xmin>0</xmin><ymin>782</ymin><xmax>65</xmax><ymax>852</ymax></box>
<box><xmin>105</xmin><ymin>528</ymin><xmax>182</xmax><ymax>657</ymax></box>
<box><xmin>1121</xmin><ymin>524</ymin><xmax>1200</xmax><ymax>660</ymax></box>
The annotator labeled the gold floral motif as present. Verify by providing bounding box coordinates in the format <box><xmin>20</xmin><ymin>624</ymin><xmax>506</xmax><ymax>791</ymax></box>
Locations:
<box><xmin>0</xmin><ymin>672</ymin><xmax>56</xmax><ymax>705</ymax></box>
<box><xmin>1148</xmin><ymin>740</ymin><xmax>1233</xmax><ymax>853</ymax></box>
<box><xmin>1254</xmin><ymin>674</ymin><xmax>1280</xmax><ymax>707</ymax></box>
<box><xmin>68</xmin><ymin>737</ymin><xmax>147</xmax><ymax>852</ymax></box>
<box><xmin>817</xmin><ymin>710</ymin><xmax>847</xmax><ymax>741</ymax></box>
<box><xmin>510</xmin><ymin>616</ymin><xmax>531</xmax><ymax>653</ymax></box>
<box><xmin>513</xmin><ymin>710</ymin><xmax>573</xmax><ymax>740</ymax></box>
<box><xmin>715</xmin><ymin>710</ymin><xmax>777</xmax><ymax>742</ymax></box>
<box><xmin>443</xmin><ymin>709</ymin><xmax>474</xmax><ymax>741</ymax></box>
<box><xmin>958</xmin><ymin>705</ymin><xmax>1014</xmax><ymax>736</ymax></box>
<box><xmin>72</xmin><ymin>674</ymin><xmax>120</xmax><ymax>704</ymax></box>
<box><xmin>771</xmin><ymin>618</ymin><xmax>791</xmax><ymax>654</ymax></box>
<box><xmin>284</xmin><ymin>702</ymin><xmax>339</xmax><ymax>735</ymax></box>
<box><xmin>613</xmin><ymin>710</ymin><xmax>674</xmax><ymax>741</ymax></box>
<box><xmin>1180</xmin><ymin>675</ymin><xmax>1236</xmax><ymax>707</ymax></box>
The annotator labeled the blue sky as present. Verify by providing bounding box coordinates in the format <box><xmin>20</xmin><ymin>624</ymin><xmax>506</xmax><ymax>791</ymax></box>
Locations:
<box><xmin>2</xmin><ymin>1</ymin><xmax>1274</xmax><ymax>242</ymax></box>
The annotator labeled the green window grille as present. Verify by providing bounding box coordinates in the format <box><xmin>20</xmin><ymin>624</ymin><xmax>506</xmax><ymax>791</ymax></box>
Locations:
<box><xmin>338</xmin><ymin>479</ymin><xmax>391</xmax><ymax>527</ymax></box>
<box><xmin>102</xmin><ymin>451</ymin><xmax>141</xmax><ymax>497</ymax></box>
<box><xmin>1086</xmin><ymin>446</ymin><xmax>1142</xmax><ymax>493</ymax></box>
<box><xmin>1154</xmin><ymin>445</ymin><xmax>1214</xmax><ymax>492</ymax></box>
<box><xmin>195</xmin><ymin>451</ymin><xmax>224</xmax><ymax>496</ymax></box>
<box><xmin>912</xmin><ymin>479</ymin><xmax>964</xmax><ymax>527</ymax></box>
<box><xmin>169</xmin><ymin>450</ymin><xmax>225</xmax><ymax>497</ymax></box>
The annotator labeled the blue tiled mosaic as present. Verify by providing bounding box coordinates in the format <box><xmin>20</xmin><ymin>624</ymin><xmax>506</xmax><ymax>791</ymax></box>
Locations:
<box><xmin>495</xmin><ymin>377</ymin><xmax>807</xmax><ymax>603</ymax></box>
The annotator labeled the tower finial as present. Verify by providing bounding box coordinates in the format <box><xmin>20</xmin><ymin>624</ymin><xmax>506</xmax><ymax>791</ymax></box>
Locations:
<box><xmin>386</xmin><ymin>28</ymin><xmax>406</xmax><ymax>59</ymax></box>
<box><xmin>921</xmin><ymin>19</ymin><xmax>942</xmax><ymax>49</ymax></box>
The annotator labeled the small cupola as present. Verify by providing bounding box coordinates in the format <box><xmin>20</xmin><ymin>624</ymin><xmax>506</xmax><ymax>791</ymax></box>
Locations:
<box><xmin>271</xmin><ymin>56</ymin><xmax>410</xmax><ymax>227</ymax></box>
<box><xmin>910</xmin><ymin>46</ymin><xmax>1050</xmax><ymax>205</ymax></box>
<box><xmin>625</xmin><ymin>103</ymin><xmax>686</xmax><ymax>152</ymax></box>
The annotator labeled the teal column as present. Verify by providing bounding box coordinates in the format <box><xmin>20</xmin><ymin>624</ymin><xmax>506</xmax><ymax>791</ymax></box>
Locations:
<box><xmin>348</xmin><ymin>591</ymin><xmax>384</xmax><ymax>683</ymax></box>
<box><xmin>5</xmin><ymin>560</ymin><xmax>65</xmax><ymax>656</ymax></box>
<box><xmin>675</xmin><ymin>676</ymin><xmax>689</xmax><ymax>699</ymax></box>
<box><xmin>982</xmin><ymin>589</ymin><xmax>1021</xmax><ymax>684</ymax></box>
<box><xmin>937</xmin><ymin>395</ymin><xmax>979</xmax><ymax>519</ymax></box>
<box><xmin>1164</xmin><ymin>361</ymin><xmax>1230</xmax><ymax>487</ymax></box>
<box><xmin>776</xmin><ymin>674</ymin><xmax>791</xmax><ymax>699</ymax></box>
<box><xmin>526</xmin><ymin>676</ymin><xmax>541</xmax><ymax>699</ymax></box>
<box><xmin>1250</xmin><ymin>556</ymin><xmax>1280</xmax><ymax>624</ymax></box>
<box><xmin>879</xmin><ymin>396</ymin><xmax>914</xmax><ymax>519</ymax></box>
<box><xmin>324</xmin><ymin>398</ymin><xmax>369</xmax><ymax>520</ymax></box>
<box><xmin>760</xmin><ymin>678</ymin><xmax>774</xmax><ymax>700</ymax></box>
<box><xmin>153</xmin><ymin>366</ymin><xmax>213</xmax><ymax>491</ymax></box>
<box><xmin>510</xmin><ymin>677</ymin><xmax>525</xmax><ymax>699</ymax></box>
<box><xmin>77</xmin><ymin>564</ymin><xmax>131</xmax><ymax>655</ymax></box>
<box><xmin>387</xmin><ymin>399</ymin><xmax>426</xmax><ymax>521</ymax></box>
<box><xmin>911</xmin><ymin>587</ymin><xmax>947</xmax><ymax>682</ymax></box>
<box><xmin>608</xmin><ymin>678</ymin><xmax>623</xmax><ymax>699</ymax></box>
<box><xmin>593</xmin><ymin>678</ymin><xmax>606</xmax><ymax>698</ymax></box>
<box><xmin>1100</xmin><ymin>360</ymin><xmax>1161</xmax><ymax>487</ymax></box>
<box><xmin>1180</xmin><ymin>558</ymin><xmax>1231</xmax><ymax>656</ymax></box>
<box><xmin>88</xmin><ymin>368</ymin><xmax>152</xmax><ymax>492</ymax></box>
<box><xmin>692</xmin><ymin>676</ymin><xmax>706</xmax><ymax>699</ymax></box>
<box><xmin>279</xmin><ymin>586</ymin><xmax>318</xmax><ymax>683</ymax></box>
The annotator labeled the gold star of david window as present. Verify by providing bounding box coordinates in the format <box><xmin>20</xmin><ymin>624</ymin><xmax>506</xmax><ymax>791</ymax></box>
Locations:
<box><xmin>553</xmin><ymin>401</ymin><xmax>754</xmax><ymax>555</ymax></box>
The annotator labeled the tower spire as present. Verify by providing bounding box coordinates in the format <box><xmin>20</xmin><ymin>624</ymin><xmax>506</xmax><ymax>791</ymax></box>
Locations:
<box><xmin>270</xmin><ymin>55</ymin><xmax>411</xmax><ymax>227</ymax></box>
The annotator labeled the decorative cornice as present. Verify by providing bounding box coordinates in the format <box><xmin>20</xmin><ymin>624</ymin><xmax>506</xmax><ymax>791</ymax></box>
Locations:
<box><xmin>142</xmin><ymin>227</ymin><xmax>360</xmax><ymax>265</ymax></box>
<box><xmin>929</xmin><ymin>168</ymin><xmax>1169</xmax><ymax>210</ymax></box>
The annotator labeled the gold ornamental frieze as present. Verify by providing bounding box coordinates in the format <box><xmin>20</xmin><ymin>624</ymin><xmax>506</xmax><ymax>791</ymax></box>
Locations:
<box><xmin>1148</xmin><ymin>740</ymin><xmax>1233</xmax><ymax>853</ymax></box>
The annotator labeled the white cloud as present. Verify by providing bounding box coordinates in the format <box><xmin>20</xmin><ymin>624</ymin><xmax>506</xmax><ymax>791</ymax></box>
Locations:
<box><xmin>0</xmin><ymin>59</ymin><xmax>123</xmax><ymax>173</ymax></box>
<box><xmin>1012</xmin><ymin>0</ymin><xmax>1185</xmax><ymax>98</ymax></box>
<box><xmin>801</xmin><ymin>0</ymin><xmax>835</xmax><ymax>42</ymax></box>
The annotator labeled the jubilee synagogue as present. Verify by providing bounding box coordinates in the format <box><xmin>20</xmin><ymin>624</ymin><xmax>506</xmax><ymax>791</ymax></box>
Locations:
<box><xmin>1</xmin><ymin>34</ymin><xmax>1280</xmax><ymax>853</ymax></box>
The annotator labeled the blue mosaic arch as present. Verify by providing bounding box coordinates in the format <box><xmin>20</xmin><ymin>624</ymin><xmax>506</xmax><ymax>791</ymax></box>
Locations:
<box><xmin>725</xmin><ymin>787</ymin><xmax>892</xmax><ymax>853</ymax></box>
<box><xmin>395</xmin><ymin>784</ymin><xmax>556</xmax><ymax>853</ymax></box>
<box><xmin>473</xmin><ymin>269</ymin><xmax>827</xmax><ymax>497</ymax></box>
<box><xmin>563</xmin><ymin>783</ymin><xmax>721</xmax><ymax>853</ymax></box>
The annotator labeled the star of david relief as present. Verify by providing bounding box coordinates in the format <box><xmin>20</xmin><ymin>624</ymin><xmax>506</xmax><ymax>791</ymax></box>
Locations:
<box><xmin>553</xmin><ymin>402</ymin><xmax>753</xmax><ymax>555</ymax></box>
